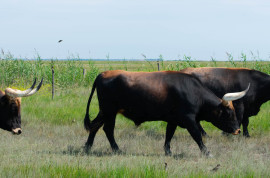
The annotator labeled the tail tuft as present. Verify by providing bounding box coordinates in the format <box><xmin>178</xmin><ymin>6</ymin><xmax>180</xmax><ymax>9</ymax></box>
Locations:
<box><xmin>84</xmin><ymin>114</ymin><xmax>91</xmax><ymax>131</ymax></box>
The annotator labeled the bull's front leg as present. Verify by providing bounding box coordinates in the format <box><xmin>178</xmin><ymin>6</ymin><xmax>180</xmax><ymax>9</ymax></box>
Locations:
<box><xmin>184</xmin><ymin>115</ymin><xmax>213</xmax><ymax>157</ymax></box>
<box><xmin>242</xmin><ymin>117</ymin><xmax>250</xmax><ymax>137</ymax></box>
<box><xmin>234</xmin><ymin>103</ymin><xmax>249</xmax><ymax>137</ymax></box>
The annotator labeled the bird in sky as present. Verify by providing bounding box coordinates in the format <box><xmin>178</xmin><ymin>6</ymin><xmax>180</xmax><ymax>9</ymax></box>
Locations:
<box><xmin>58</xmin><ymin>40</ymin><xmax>63</xmax><ymax>43</ymax></box>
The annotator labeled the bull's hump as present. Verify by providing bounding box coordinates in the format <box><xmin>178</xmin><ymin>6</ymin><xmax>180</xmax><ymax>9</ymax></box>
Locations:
<box><xmin>101</xmin><ymin>70</ymin><xmax>184</xmax><ymax>78</ymax></box>
<box><xmin>182</xmin><ymin>67</ymin><xmax>251</xmax><ymax>72</ymax></box>
<box><xmin>101</xmin><ymin>70</ymin><xmax>155</xmax><ymax>79</ymax></box>
<box><xmin>101</xmin><ymin>70</ymin><xmax>126</xmax><ymax>78</ymax></box>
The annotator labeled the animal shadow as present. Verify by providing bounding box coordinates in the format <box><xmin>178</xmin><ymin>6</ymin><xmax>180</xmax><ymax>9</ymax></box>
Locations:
<box><xmin>62</xmin><ymin>145</ymin><xmax>187</xmax><ymax>159</ymax></box>
<box><xmin>145</xmin><ymin>129</ymin><xmax>164</xmax><ymax>140</ymax></box>
<box><xmin>62</xmin><ymin>145</ymin><xmax>127</xmax><ymax>157</ymax></box>
<box><xmin>62</xmin><ymin>145</ymin><xmax>85</xmax><ymax>156</ymax></box>
<box><xmin>172</xmin><ymin>153</ymin><xmax>186</xmax><ymax>160</ymax></box>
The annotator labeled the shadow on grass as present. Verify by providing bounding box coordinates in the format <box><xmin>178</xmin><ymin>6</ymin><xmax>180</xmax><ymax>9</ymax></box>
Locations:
<box><xmin>145</xmin><ymin>129</ymin><xmax>164</xmax><ymax>140</ymax></box>
<box><xmin>60</xmin><ymin>145</ymin><xmax>187</xmax><ymax>159</ymax></box>
<box><xmin>172</xmin><ymin>153</ymin><xmax>186</xmax><ymax>160</ymax></box>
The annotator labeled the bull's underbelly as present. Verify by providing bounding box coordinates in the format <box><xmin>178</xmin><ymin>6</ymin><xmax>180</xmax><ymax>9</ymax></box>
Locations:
<box><xmin>118</xmin><ymin>107</ymin><xmax>180</xmax><ymax>126</ymax></box>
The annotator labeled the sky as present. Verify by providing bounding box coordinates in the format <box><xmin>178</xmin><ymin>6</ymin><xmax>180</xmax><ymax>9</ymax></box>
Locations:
<box><xmin>1</xmin><ymin>0</ymin><xmax>270</xmax><ymax>60</ymax></box>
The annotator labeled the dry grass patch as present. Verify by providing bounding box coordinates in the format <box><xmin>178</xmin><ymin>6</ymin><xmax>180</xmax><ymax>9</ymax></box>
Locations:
<box><xmin>0</xmin><ymin>122</ymin><xmax>269</xmax><ymax>177</ymax></box>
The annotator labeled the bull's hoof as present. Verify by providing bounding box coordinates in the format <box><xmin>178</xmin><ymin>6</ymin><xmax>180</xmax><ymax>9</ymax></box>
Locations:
<box><xmin>201</xmin><ymin>149</ymin><xmax>214</xmax><ymax>158</ymax></box>
<box><xmin>112</xmin><ymin>149</ymin><xmax>123</xmax><ymax>154</ymax></box>
<box><xmin>164</xmin><ymin>145</ymin><xmax>172</xmax><ymax>156</ymax></box>
<box><xmin>84</xmin><ymin>144</ymin><xmax>92</xmax><ymax>154</ymax></box>
<box><xmin>165</xmin><ymin>150</ymin><xmax>172</xmax><ymax>156</ymax></box>
<box><xmin>164</xmin><ymin>146</ymin><xmax>172</xmax><ymax>156</ymax></box>
<box><xmin>206</xmin><ymin>153</ymin><xmax>214</xmax><ymax>158</ymax></box>
<box><xmin>243</xmin><ymin>133</ymin><xmax>250</xmax><ymax>138</ymax></box>
<box><xmin>203</xmin><ymin>151</ymin><xmax>214</xmax><ymax>158</ymax></box>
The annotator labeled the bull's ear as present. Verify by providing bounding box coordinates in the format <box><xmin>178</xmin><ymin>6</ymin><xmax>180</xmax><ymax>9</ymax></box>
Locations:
<box><xmin>221</xmin><ymin>100</ymin><xmax>234</xmax><ymax>108</ymax></box>
<box><xmin>221</xmin><ymin>100</ymin><xmax>229</xmax><ymax>107</ymax></box>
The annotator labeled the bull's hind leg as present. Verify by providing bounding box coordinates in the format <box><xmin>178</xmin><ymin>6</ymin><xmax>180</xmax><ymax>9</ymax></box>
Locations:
<box><xmin>164</xmin><ymin>123</ymin><xmax>177</xmax><ymax>156</ymax></box>
<box><xmin>103</xmin><ymin>113</ymin><xmax>120</xmax><ymax>152</ymax></box>
<box><xmin>85</xmin><ymin>112</ymin><xmax>104</xmax><ymax>152</ymax></box>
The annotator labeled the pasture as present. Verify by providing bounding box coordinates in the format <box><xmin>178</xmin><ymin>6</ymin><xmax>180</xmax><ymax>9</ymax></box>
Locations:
<box><xmin>0</xmin><ymin>56</ymin><xmax>270</xmax><ymax>177</ymax></box>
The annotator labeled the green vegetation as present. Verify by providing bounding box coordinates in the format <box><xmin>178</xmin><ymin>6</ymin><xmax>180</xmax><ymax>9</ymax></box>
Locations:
<box><xmin>1</xmin><ymin>51</ymin><xmax>270</xmax><ymax>89</ymax></box>
<box><xmin>0</xmin><ymin>52</ymin><xmax>270</xmax><ymax>177</ymax></box>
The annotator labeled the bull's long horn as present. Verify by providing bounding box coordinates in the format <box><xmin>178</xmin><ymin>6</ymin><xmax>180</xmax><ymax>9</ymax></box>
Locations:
<box><xmin>5</xmin><ymin>79</ymin><xmax>37</xmax><ymax>97</ymax></box>
<box><xmin>25</xmin><ymin>78</ymin><xmax>43</xmax><ymax>97</ymax></box>
<box><xmin>222</xmin><ymin>83</ymin><xmax>250</xmax><ymax>101</ymax></box>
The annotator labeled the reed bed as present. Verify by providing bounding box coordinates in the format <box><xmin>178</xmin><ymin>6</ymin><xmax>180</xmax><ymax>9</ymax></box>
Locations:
<box><xmin>1</xmin><ymin>51</ymin><xmax>270</xmax><ymax>89</ymax></box>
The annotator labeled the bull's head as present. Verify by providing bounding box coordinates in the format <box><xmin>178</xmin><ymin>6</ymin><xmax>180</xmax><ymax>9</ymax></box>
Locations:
<box><xmin>0</xmin><ymin>79</ymin><xmax>43</xmax><ymax>135</ymax></box>
<box><xmin>211</xmin><ymin>84</ymin><xmax>250</xmax><ymax>135</ymax></box>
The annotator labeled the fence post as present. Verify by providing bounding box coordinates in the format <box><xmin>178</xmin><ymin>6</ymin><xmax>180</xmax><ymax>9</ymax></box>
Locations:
<box><xmin>83</xmin><ymin>68</ymin><xmax>86</xmax><ymax>78</ymax></box>
<box><xmin>157</xmin><ymin>60</ymin><xmax>160</xmax><ymax>71</ymax></box>
<box><xmin>51</xmin><ymin>66</ymin><xmax>55</xmax><ymax>100</ymax></box>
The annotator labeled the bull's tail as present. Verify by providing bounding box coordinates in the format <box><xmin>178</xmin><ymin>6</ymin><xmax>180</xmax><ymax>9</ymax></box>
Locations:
<box><xmin>84</xmin><ymin>78</ymin><xmax>97</xmax><ymax>131</ymax></box>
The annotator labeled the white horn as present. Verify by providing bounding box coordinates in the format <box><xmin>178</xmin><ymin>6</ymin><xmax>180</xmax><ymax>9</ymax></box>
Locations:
<box><xmin>5</xmin><ymin>79</ymin><xmax>37</xmax><ymax>97</ymax></box>
<box><xmin>222</xmin><ymin>83</ymin><xmax>250</xmax><ymax>101</ymax></box>
<box><xmin>25</xmin><ymin>78</ymin><xmax>43</xmax><ymax>97</ymax></box>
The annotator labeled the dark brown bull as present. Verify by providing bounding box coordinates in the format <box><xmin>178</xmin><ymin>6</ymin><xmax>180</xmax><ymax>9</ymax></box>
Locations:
<box><xmin>84</xmin><ymin>70</ymin><xmax>249</xmax><ymax>156</ymax></box>
<box><xmin>0</xmin><ymin>79</ymin><xmax>43</xmax><ymax>134</ymax></box>
<box><xmin>179</xmin><ymin>67</ymin><xmax>268</xmax><ymax>137</ymax></box>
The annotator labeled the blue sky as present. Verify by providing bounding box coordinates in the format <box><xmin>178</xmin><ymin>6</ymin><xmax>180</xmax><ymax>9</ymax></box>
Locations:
<box><xmin>1</xmin><ymin>0</ymin><xmax>270</xmax><ymax>60</ymax></box>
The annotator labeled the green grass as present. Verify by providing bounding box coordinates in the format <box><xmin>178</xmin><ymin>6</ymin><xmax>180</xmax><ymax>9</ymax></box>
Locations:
<box><xmin>2</xmin><ymin>164</ymin><xmax>168</xmax><ymax>178</ymax></box>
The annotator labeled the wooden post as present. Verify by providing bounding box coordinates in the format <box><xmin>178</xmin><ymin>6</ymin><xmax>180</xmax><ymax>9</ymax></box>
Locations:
<box><xmin>51</xmin><ymin>66</ymin><xmax>55</xmax><ymax>100</ymax></box>
<box><xmin>157</xmin><ymin>60</ymin><xmax>160</xmax><ymax>71</ymax></box>
<box><xmin>83</xmin><ymin>68</ymin><xmax>86</xmax><ymax>78</ymax></box>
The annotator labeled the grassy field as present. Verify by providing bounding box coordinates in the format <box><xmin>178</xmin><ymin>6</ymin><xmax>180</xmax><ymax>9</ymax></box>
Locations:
<box><xmin>0</xmin><ymin>57</ymin><xmax>270</xmax><ymax>177</ymax></box>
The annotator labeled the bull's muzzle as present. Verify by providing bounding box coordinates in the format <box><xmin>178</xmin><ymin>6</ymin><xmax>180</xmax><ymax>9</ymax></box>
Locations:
<box><xmin>232</xmin><ymin>129</ymin><xmax>241</xmax><ymax>135</ymax></box>
<box><xmin>12</xmin><ymin>128</ymin><xmax>22</xmax><ymax>135</ymax></box>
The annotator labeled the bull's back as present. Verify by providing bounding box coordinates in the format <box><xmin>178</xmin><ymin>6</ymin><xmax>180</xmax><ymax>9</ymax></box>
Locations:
<box><xmin>97</xmin><ymin>70</ymin><xmax>187</xmax><ymax>105</ymax></box>
<box><xmin>95</xmin><ymin>70</ymin><xmax>205</xmax><ymax>122</ymax></box>
<box><xmin>181</xmin><ymin>67</ymin><xmax>254</xmax><ymax>98</ymax></box>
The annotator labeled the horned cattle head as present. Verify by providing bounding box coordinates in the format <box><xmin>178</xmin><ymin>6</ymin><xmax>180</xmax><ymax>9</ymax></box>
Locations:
<box><xmin>0</xmin><ymin>79</ymin><xmax>43</xmax><ymax>135</ymax></box>
<box><xmin>211</xmin><ymin>84</ymin><xmax>250</xmax><ymax>135</ymax></box>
